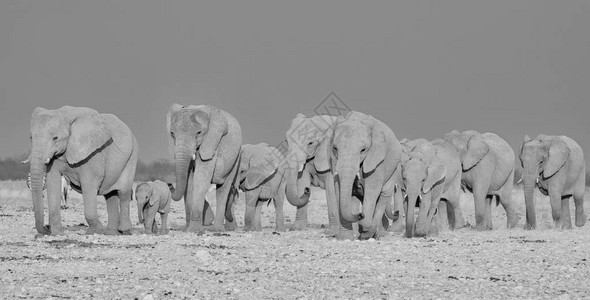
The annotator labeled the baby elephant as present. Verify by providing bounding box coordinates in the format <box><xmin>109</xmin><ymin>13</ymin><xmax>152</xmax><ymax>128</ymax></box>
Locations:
<box><xmin>135</xmin><ymin>180</ymin><xmax>172</xmax><ymax>235</ymax></box>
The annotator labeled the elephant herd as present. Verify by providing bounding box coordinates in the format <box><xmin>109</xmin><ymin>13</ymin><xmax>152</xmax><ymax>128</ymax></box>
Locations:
<box><xmin>25</xmin><ymin>105</ymin><xmax>586</xmax><ymax>239</ymax></box>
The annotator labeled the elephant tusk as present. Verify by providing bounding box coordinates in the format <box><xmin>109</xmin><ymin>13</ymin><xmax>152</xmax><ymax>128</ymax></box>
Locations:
<box><xmin>192</xmin><ymin>153</ymin><xmax>196</xmax><ymax>161</ymax></box>
<box><xmin>44</xmin><ymin>158</ymin><xmax>51</xmax><ymax>164</ymax></box>
<box><xmin>536</xmin><ymin>178</ymin><xmax>540</xmax><ymax>184</ymax></box>
<box><xmin>357</xmin><ymin>171</ymin><xmax>361</xmax><ymax>179</ymax></box>
<box><xmin>333</xmin><ymin>171</ymin><xmax>338</xmax><ymax>178</ymax></box>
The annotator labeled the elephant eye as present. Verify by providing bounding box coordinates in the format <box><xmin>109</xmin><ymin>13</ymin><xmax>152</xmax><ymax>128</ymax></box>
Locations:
<box><xmin>360</xmin><ymin>148</ymin><xmax>367</xmax><ymax>154</ymax></box>
<box><xmin>170</xmin><ymin>132</ymin><xmax>175</xmax><ymax>139</ymax></box>
<box><xmin>308</xmin><ymin>141</ymin><xmax>314</xmax><ymax>146</ymax></box>
<box><xmin>53</xmin><ymin>136</ymin><xmax>58</xmax><ymax>141</ymax></box>
<box><xmin>332</xmin><ymin>146</ymin><xmax>338</xmax><ymax>158</ymax></box>
<box><xmin>197</xmin><ymin>130</ymin><xmax>202</xmax><ymax>135</ymax></box>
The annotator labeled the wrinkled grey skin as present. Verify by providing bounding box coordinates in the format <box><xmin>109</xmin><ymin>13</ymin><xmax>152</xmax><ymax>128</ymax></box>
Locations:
<box><xmin>283</xmin><ymin>114</ymin><xmax>346</xmax><ymax>236</ymax></box>
<box><xmin>330</xmin><ymin>111</ymin><xmax>402</xmax><ymax>240</ymax></box>
<box><xmin>236</xmin><ymin>143</ymin><xmax>287</xmax><ymax>232</ymax></box>
<box><xmin>135</xmin><ymin>180</ymin><xmax>172</xmax><ymax>235</ymax></box>
<box><xmin>444</xmin><ymin>130</ymin><xmax>518</xmax><ymax>230</ymax></box>
<box><xmin>25</xmin><ymin>106</ymin><xmax>138</xmax><ymax>236</ymax></box>
<box><xmin>400</xmin><ymin>138</ymin><xmax>465</xmax><ymax>238</ymax></box>
<box><xmin>167</xmin><ymin>104</ymin><xmax>242</xmax><ymax>234</ymax></box>
<box><xmin>520</xmin><ymin>134</ymin><xmax>586</xmax><ymax>230</ymax></box>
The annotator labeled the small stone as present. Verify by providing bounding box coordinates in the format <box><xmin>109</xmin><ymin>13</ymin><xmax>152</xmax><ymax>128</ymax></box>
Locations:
<box><xmin>143</xmin><ymin>294</ymin><xmax>154</xmax><ymax>300</ymax></box>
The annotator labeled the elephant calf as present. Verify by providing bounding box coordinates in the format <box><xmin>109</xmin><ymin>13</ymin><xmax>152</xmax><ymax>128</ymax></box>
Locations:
<box><xmin>236</xmin><ymin>143</ymin><xmax>287</xmax><ymax>232</ymax></box>
<box><xmin>135</xmin><ymin>180</ymin><xmax>172</xmax><ymax>235</ymax></box>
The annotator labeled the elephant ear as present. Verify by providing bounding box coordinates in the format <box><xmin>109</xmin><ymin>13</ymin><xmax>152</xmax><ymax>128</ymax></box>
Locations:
<box><xmin>362</xmin><ymin>119</ymin><xmax>387</xmax><ymax>174</ymax></box>
<box><xmin>199</xmin><ymin>106</ymin><xmax>228</xmax><ymax>161</ymax></box>
<box><xmin>65</xmin><ymin>113</ymin><xmax>111</xmax><ymax>165</ymax></box>
<box><xmin>147</xmin><ymin>183</ymin><xmax>157</xmax><ymax>206</ymax></box>
<box><xmin>314</xmin><ymin>133</ymin><xmax>332</xmax><ymax>172</ymax></box>
<box><xmin>166</xmin><ymin>104</ymin><xmax>184</xmax><ymax>157</ymax></box>
<box><xmin>543</xmin><ymin>140</ymin><xmax>569</xmax><ymax>179</ymax></box>
<box><xmin>423</xmin><ymin>160</ymin><xmax>446</xmax><ymax>194</ymax></box>
<box><xmin>462</xmin><ymin>134</ymin><xmax>489</xmax><ymax>171</ymax></box>
<box><xmin>245</xmin><ymin>152</ymin><xmax>278</xmax><ymax>190</ymax></box>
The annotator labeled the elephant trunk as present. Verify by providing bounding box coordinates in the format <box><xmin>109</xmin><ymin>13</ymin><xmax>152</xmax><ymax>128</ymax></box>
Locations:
<box><xmin>523</xmin><ymin>167</ymin><xmax>538</xmax><ymax>229</ymax></box>
<box><xmin>405</xmin><ymin>190</ymin><xmax>419</xmax><ymax>238</ymax></box>
<box><xmin>336</xmin><ymin>156</ymin><xmax>364</xmax><ymax>223</ymax></box>
<box><xmin>284</xmin><ymin>155</ymin><xmax>310</xmax><ymax>207</ymax></box>
<box><xmin>171</xmin><ymin>144</ymin><xmax>193</xmax><ymax>201</ymax></box>
<box><xmin>137</xmin><ymin>200</ymin><xmax>145</xmax><ymax>224</ymax></box>
<box><xmin>414</xmin><ymin>192</ymin><xmax>432</xmax><ymax>237</ymax></box>
<box><xmin>29</xmin><ymin>151</ymin><xmax>50</xmax><ymax>235</ymax></box>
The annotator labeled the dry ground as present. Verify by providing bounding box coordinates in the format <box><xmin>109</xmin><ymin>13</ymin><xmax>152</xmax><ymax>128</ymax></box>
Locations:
<box><xmin>1</xmin><ymin>180</ymin><xmax>589</xmax><ymax>299</ymax></box>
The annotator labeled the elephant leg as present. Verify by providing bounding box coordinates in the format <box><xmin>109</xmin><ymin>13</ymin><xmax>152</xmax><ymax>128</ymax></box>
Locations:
<box><xmin>254</xmin><ymin>200</ymin><xmax>263</xmax><ymax>231</ymax></box>
<box><xmin>472</xmin><ymin>181</ymin><xmax>492</xmax><ymax>231</ymax></box>
<box><xmin>485</xmin><ymin>195</ymin><xmax>494</xmax><ymax>230</ymax></box>
<box><xmin>321</xmin><ymin>173</ymin><xmax>340</xmax><ymax>235</ymax></box>
<box><xmin>117</xmin><ymin>189</ymin><xmax>133</xmax><ymax>234</ymax></box>
<box><xmin>82</xmin><ymin>185</ymin><xmax>105</xmax><ymax>235</ymax></box>
<box><xmin>104</xmin><ymin>193</ymin><xmax>121</xmax><ymax>235</ymax></box>
<box><xmin>548</xmin><ymin>188</ymin><xmax>565</xmax><ymax>229</ymax></box>
<box><xmin>290</xmin><ymin>204</ymin><xmax>309</xmax><ymax>231</ymax></box>
<box><xmin>243</xmin><ymin>190</ymin><xmax>258</xmax><ymax>231</ymax></box>
<box><xmin>573</xmin><ymin>190</ymin><xmax>586</xmax><ymax>227</ymax></box>
<box><xmin>151</xmin><ymin>218</ymin><xmax>159</xmax><ymax>234</ymax></box>
<box><xmin>274</xmin><ymin>188</ymin><xmax>286</xmax><ymax>232</ymax></box>
<box><xmin>560</xmin><ymin>196</ymin><xmax>572</xmax><ymax>229</ymax></box>
<box><xmin>182</xmin><ymin>170</ymin><xmax>195</xmax><ymax>231</ymax></box>
<box><xmin>389</xmin><ymin>186</ymin><xmax>405</xmax><ymax>232</ymax></box>
<box><xmin>160</xmin><ymin>213</ymin><xmax>169</xmax><ymax>235</ymax></box>
<box><xmin>211</xmin><ymin>176</ymin><xmax>238</xmax><ymax>232</ymax></box>
<box><xmin>437</xmin><ymin>200</ymin><xmax>450</xmax><ymax>230</ymax></box>
<box><xmin>186</xmin><ymin>171</ymin><xmax>211</xmax><ymax>235</ymax></box>
<box><xmin>46</xmin><ymin>171</ymin><xmax>64</xmax><ymax>235</ymax></box>
<box><xmin>371</xmin><ymin>193</ymin><xmax>390</xmax><ymax>239</ymax></box>
<box><xmin>498</xmin><ymin>184</ymin><xmax>518</xmax><ymax>229</ymax></box>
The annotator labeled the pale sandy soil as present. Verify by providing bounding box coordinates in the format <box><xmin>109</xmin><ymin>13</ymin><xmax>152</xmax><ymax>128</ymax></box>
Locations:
<box><xmin>0</xmin><ymin>181</ymin><xmax>589</xmax><ymax>299</ymax></box>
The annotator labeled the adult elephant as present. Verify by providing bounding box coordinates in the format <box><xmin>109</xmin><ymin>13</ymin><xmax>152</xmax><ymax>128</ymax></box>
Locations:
<box><xmin>166</xmin><ymin>104</ymin><xmax>242</xmax><ymax>234</ymax></box>
<box><xmin>330</xmin><ymin>111</ymin><xmax>402</xmax><ymax>240</ymax></box>
<box><xmin>283</xmin><ymin>113</ymin><xmax>343</xmax><ymax>234</ymax></box>
<box><xmin>520</xmin><ymin>134</ymin><xmax>586</xmax><ymax>229</ymax></box>
<box><xmin>236</xmin><ymin>143</ymin><xmax>287</xmax><ymax>232</ymax></box>
<box><xmin>401</xmin><ymin>138</ymin><xmax>464</xmax><ymax>237</ymax></box>
<box><xmin>25</xmin><ymin>106</ymin><xmax>138</xmax><ymax>236</ymax></box>
<box><xmin>443</xmin><ymin>130</ymin><xmax>518</xmax><ymax>230</ymax></box>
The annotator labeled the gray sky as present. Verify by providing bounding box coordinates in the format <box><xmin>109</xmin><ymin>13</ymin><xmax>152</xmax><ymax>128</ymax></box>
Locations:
<box><xmin>1</xmin><ymin>1</ymin><xmax>589</xmax><ymax>162</ymax></box>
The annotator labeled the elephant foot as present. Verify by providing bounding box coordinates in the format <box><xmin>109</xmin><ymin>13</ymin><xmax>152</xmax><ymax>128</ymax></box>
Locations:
<box><xmin>275</xmin><ymin>225</ymin><xmax>287</xmax><ymax>232</ymax></box>
<box><xmin>86</xmin><ymin>225</ymin><xmax>106</xmax><ymax>235</ymax></box>
<box><xmin>556</xmin><ymin>220</ymin><xmax>572</xmax><ymax>230</ymax></box>
<box><xmin>289</xmin><ymin>221</ymin><xmax>308</xmax><ymax>231</ymax></box>
<box><xmin>243</xmin><ymin>226</ymin><xmax>258</xmax><ymax>232</ymax></box>
<box><xmin>335</xmin><ymin>229</ymin><xmax>357</xmax><ymax>240</ymax></box>
<box><xmin>474</xmin><ymin>225</ymin><xmax>492</xmax><ymax>231</ymax></box>
<box><xmin>575</xmin><ymin>215</ymin><xmax>586</xmax><ymax>227</ymax></box>
<box><xmin>187</xmin><ymin>223</ymin><xmax>206</xmax><ymax>235</ymax></box>
<box><xmin>208</xmin><ymin>224</ymin><xmax>226</xmax><ymax>232</ymax></box>
<box><xmin>389</xmin><ymin>220</ymin><xmax>405</xmax><ymax>233</ymax></box>
<box><xmin>118</xmin><ymin>221</ymin><xmax>132</xmax><ymax>233</ymax></box>
<box><xmin>523</xmin><ymin>222</ymin><xmax>536</xmax><ymax>230</ymax></box>
<box><xmin>225</xmin><ymin>221</ymin><xmax>238</xmax><ymax>231</ymax></box>
<box><xmin>182</xmin><ymin>223</ymin><xmax>190</xmax><ymax>232</ymax></box>
<box><xmin>323</xmin><ymin>225</ymin><xmax>340</xmax><ymax>236</ymax></box>
<box><xmin>375</xmin><ymin>228</ymin><xmax>389</xmax><ymax>239</ymax></box>
<box><xmin>159</xmin><ymin>229</ymin><xmax>169</xmax><ymax>235</ymax></box>
<box><xmin>118</xmin><ymin>229</ymin><xmax>132</xmax><ymax>235</ymax></box>
<box><xmin>104</xmin><ymin>229</ymin><xmax>120</xmax><ymax>235</ymax></box>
